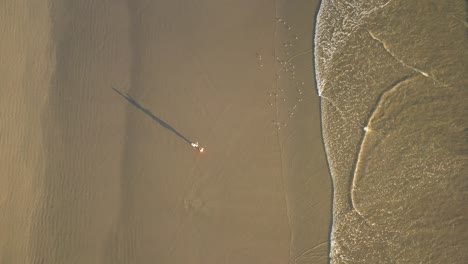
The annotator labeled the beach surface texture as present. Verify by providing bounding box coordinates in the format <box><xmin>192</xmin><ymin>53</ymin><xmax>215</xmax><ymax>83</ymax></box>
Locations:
<box><xmin>0</xmin><ymin>1</ymin><xmax>331</xmax><ymax>263</ymax></box>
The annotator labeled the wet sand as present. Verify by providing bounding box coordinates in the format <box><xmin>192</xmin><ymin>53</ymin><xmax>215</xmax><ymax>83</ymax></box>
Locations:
<box><xmin>0</xmin><ymin>1</ymin><xmax>330</xmax><ymax>263</ymax></box>
<box><xmin>315</xmin><ymin>0</ymin><xmax>467</xmax><ymax>263</ymax></box>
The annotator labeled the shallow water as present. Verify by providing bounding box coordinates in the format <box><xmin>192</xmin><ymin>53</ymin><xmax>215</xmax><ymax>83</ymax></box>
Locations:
<box><xmin>315</xmin><ymin>0</ymin><xmax>467</xmax><ymax>262</ymax></box>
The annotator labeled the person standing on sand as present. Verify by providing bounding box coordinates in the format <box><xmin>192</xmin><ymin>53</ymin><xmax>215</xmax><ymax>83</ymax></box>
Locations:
<box><xmin>191</xmin><ymin>142</ymin><xmax>204</xmax><ymax>153</ymax></box>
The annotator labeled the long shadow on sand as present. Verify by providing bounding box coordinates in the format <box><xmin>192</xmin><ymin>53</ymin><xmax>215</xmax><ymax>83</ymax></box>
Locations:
<box><xmin>112</xmin><ymin>87</ymin><xmax>192</xmax><ymax>145</ymax></box>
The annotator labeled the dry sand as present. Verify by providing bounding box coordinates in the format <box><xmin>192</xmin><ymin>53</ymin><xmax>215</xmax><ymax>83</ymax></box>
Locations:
<box><xmin>0</xmin><ymin>1</ymin><xmax>330</xmax><ymax>263</ymax></box>
<box><xmin>315</xmin><ymin>0</ymin><xmax>467</xmax><ymax>263</ymax></box>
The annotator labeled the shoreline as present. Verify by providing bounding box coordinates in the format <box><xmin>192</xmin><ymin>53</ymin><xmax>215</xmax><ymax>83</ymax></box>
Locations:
<box><xmin>313</xmin><ymin>0</ymin><xmax>336</xmax><ymax>262</ymax></box>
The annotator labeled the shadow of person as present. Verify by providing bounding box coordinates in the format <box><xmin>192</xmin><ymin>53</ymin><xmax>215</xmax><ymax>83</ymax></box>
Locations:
<box><xmin>112</xmin><ymin>87</ymin><xmax>192</xmax><ymax>145</ymax></box>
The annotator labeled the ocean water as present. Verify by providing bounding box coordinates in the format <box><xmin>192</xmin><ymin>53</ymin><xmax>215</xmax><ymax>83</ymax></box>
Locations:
<box><xmin>315</xmin><ymin>0</ymin><xmax>467</xmax><ymax>263</ymax></box>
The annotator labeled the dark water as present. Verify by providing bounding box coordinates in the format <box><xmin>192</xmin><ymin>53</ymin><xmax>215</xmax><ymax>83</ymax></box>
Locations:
<box><xmin>315</xmin><ymin>0</ymin><xmax>467</xmax><ymax>263</ymax></box>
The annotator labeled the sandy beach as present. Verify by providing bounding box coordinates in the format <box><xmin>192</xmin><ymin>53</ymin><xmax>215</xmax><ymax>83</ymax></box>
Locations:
<box><xmin>1</xmin><ymin>0</ymin><xmax>330</xmax><ymax>263</ymax></box>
